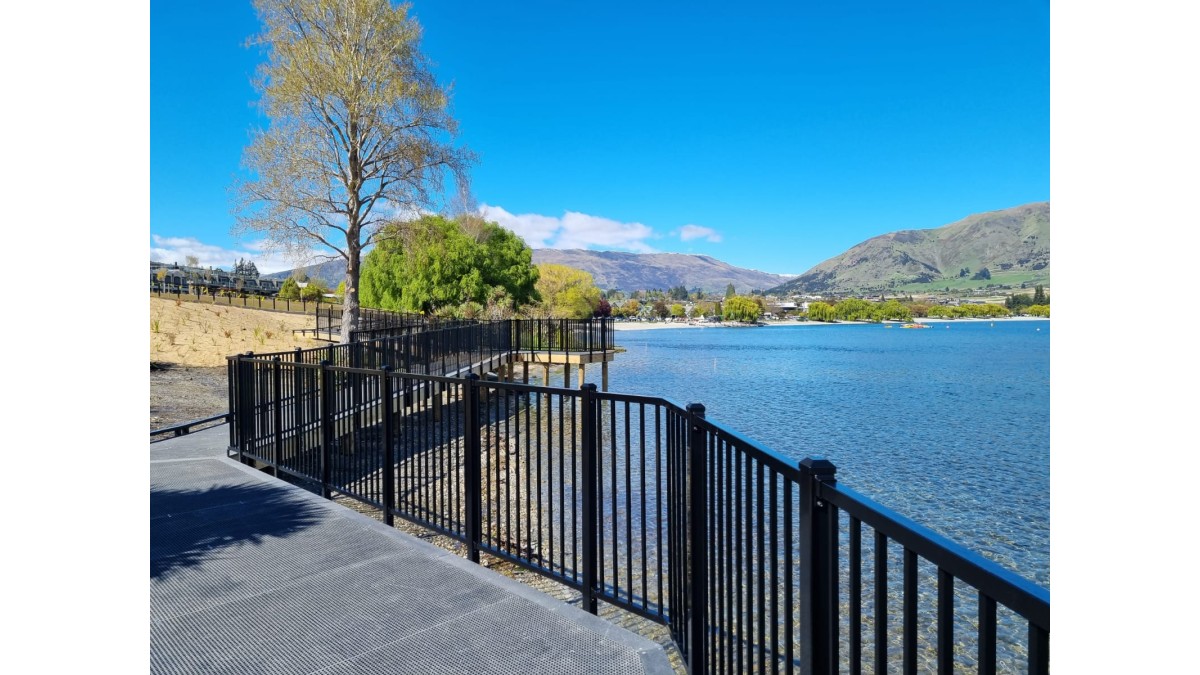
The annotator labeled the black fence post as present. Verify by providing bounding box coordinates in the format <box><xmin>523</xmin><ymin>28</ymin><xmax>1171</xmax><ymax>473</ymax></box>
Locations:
<box><xmin>227</xmin><ymin>356</ymin><xmax>238</xmax><ymax>451</ymax></box>
<box><xmin>464</xmin><ymin>373</ymin><xmax>482</xmax><ymax>563</ymax></box>
<box><xmin>271</xmin><ymin>357</ymin><xmax>283</xmax><ymax>476</ymax></box>
<box><xmin>319</xmin><ymin>360</ymin><xmax>334</xmax><ymax>499</ymax></box>
<box><xmin>293</xmin><ymin>347</ymin><xmax>304</xmax><ymax>435</ymax></box>
<box><xmin>581</xmin><ymin>382</ymin><xmax>599</xmax><ymax>615</ymax></box>
<box><xmin>686</xmin><ymin>402</ymin><xmax>708</xmax><ymax>674</ymax></box>
<box><xmin>233</xmin><ymin>354</ymin><xmax>248</xmax><ymax>464</ymax></box>
<box><xmin>238</xmin><ymin>352</ymin><xmax>256</xmax><ymax>466</ymax></box>
<box><xmin>799</xmin><ymin>457</ymin><xmax>839</xmax><ymax>674</ymax></box>
<box><xmin>380</xmin><ymin>365</ymin><xmax>395</xmax><ymax>527</ymax></box>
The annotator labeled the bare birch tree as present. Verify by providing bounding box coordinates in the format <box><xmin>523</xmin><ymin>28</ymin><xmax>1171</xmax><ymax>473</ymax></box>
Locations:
<box><xmin>234</xmin><ymin>0</ymin><xmax>470</xmax><ymax>342</ymax></box>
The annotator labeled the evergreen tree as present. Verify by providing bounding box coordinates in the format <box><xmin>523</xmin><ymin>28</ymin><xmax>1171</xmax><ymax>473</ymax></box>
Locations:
<box><xmin>278</xmin><ymin>276</ymin><xmax>301</xmax><ymax>300</ymax></box>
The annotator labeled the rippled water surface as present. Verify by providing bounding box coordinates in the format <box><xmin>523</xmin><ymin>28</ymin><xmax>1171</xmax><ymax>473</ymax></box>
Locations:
<box><xmin>603</xmin><ymin>321</ymin><xmax>1049</xmax><ymax>588</ymax></box>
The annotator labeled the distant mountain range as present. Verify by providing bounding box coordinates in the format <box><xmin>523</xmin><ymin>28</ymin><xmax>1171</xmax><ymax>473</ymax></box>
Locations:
<box><xmin>262</xmin><ymin>259</ymin><xmax>346</xmax><ymax>288</ymax></box>
<box><xmin>263</xmin><ymin>202</ymin><xmax>1048</xmax><ymax>297</ymax></box>
<box><xmin>768</xmin><ymin>202</ymin><xmax>1050</xmax><ymax>296</ymax></box>
<box><xmin>531</xmin><ymin>250</ymin><xmax>791</xmax><ymax>294</ymax></box>
<box><xmin>265</xmin><ymin>250</ymin><xmax>792</xmax><ymax>295</ymax></box>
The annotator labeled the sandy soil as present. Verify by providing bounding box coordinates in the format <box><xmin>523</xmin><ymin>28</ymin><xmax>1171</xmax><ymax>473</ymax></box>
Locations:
<box><xmin>150</xmin><ymin>298</ymin><xmax>329</xmax><ymax>431</ymax></box>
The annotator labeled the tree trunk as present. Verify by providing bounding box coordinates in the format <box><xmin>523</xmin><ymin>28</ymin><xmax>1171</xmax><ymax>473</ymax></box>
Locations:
<box><xmin>340</xmin><ymin>251</ymin><xmax>360</xmax><ymax>344</ymax></box>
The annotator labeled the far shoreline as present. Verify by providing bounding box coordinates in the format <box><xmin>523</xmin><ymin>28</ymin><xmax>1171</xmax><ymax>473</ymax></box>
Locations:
<box><xmin>611</xmin><ymin>316</ymin><xmax>1049</xmax><ymax>331</ymax></box>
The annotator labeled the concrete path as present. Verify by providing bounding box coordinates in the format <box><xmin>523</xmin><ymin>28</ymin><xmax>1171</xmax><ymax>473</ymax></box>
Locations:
<box><xmin>150</xmin><ymin>426</ymin><xmax>672</xmax><ymax>674</ymax></box>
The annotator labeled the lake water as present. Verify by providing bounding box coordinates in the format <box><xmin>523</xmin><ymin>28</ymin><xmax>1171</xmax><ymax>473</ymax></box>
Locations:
<box><xmin>603</xmin><ymin>320</ymin><xmax>1049</xmax><ymax>589</ymax></box>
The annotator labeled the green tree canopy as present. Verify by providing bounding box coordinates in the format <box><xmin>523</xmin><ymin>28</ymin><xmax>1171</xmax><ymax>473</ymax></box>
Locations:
<box><xmin>874</xmin><ymin>299</ymin><xmax>913</xmax><ymax>322</ymax></box>
<box><xmin>833</xmin><ymin>298</ymin><xmax>877</xmax><ymax>322</ymax></box>
<box><xmin>278</xmin><ymin>276</ymin><xmax>301</xmax><ymax>300</ymax></box>
<box><xmin>359</xmin><ymin>215</ymin><xmax>539</xmax><ymax>315</ymax></box>
<box><xmin>806</xmin><ymin>301</ymin><xmax>836</xmax><ymax>322</ymax></box>
<box><xmin>723</xmin><ymin>295</ymin><xmax>762</xmax><ymax>323</ymax></box>
<box><xmin>300</xmin><ymin>278</ymin><xmax>328</xmax><ymax>301</ymax></box>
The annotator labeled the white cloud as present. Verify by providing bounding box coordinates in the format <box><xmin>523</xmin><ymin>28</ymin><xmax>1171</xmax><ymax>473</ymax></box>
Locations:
<box><xmin>149</xmin><ymin>234</ymin><xmax>323</xmax><ymax>274</ymax></box>
<box><xmin>557</xmin><ymin>212</ymin><xmax>656</xmax><ymax>252</ymax></box>
<box><xmin>478</xmin><ymin>205</ymin><xmax>562</xmax><ymax>248</ymax></box>
<box><xmin>478</xmin><ymin>204</ymin><xmax>658</xmax><ymax>253</ymax></box>
<box><xmin>676</xmin><ymin>224</ymin><xmax>722</xmax><ymax>243</ymax></box>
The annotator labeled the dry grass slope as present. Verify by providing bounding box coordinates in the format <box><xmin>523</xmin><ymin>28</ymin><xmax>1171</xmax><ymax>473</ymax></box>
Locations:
<box><xmin>150</xmin><ymin>297</ymin><xmax>325</xmax><ymax>367</ymax></box>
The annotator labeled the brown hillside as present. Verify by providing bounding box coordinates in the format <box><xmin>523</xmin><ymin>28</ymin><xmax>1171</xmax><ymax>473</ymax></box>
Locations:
<box><xmin>149</xmin><ymin>297</ymin><xmax>325</xmax><ymax>367</ymax></box>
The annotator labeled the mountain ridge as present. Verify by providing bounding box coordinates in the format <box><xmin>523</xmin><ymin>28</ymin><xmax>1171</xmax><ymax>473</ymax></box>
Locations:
<box><xmin>767</xmin><ymin>202</ymin><xmax>1050</xmax><ymax>295</ymax></box>
<box><xmin>530</xmin><ymin>249</ymin><xmax>793</xmax><ymax>294</ymax></box>
<box><xmin>265</xmin><ymin>250</ymin><xmax>794</xmax><ymax>295</ymax></box>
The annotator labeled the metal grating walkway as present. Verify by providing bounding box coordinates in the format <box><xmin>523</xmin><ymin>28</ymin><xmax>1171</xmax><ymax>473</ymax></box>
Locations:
<box><xmin>150</xmin><ymin>426</ymin><xmax>672</xmax><ymax>674</ymax></box>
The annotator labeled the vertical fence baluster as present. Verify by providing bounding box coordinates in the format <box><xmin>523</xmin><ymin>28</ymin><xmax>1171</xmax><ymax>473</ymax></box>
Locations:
<box><xmin>1029</xmin><ymin>622</ymin><xmax>1049</xmax><ymax>675</ymax></box>
<box><xmin>320</xmin><ymin>360</ymin><xmax>333</xmax><ymax>499</ymax></box>
<box><xmin>938</xmin><ymin>569</ymin><xmax>953</xmax><ymax>674</ymax></box>
<box><xmin>904</xmin><ymin>548</ymin><xmax>918</xmax><ymax>675</ymax></box>
<box><xmin>581</xmin><ymin>383</ymin><xmax>599</xmax><ymax>614</ymax></box>
<box><xmin>381</xmin><ymin>365</ymin><xmax>395</xmax><ymax>527</ymax></box>
<box><xmin>293</xmin><ymin>348</ymin><xmax>303</xmax><ymax>467</ymax></box>
<box><xmin>464</xmin><ymin>373</ymin><xmax>481</xmax><ymax>563</ymax></box>
<box><xmin>875</xmin><ymin>532</ymin><xmax>888</xmax><ymax>673</ymax></box>
<box><xmin>979</xmin><ymin>592</ymin><xmax>996</xmax><ymax>675</ymax></box>
<box><xmin>686</xmin><ymin>402</ymin><xmax>708</xmax><ymax>675</ymax></box>
<box><xmin>850</xmin><ymin>517</ymin><xmax>862</xmax><ymax>675</ymax></box>
<box><xmin>271</xmin><ymin>357</ymin><xmax>282</xmax><ymax>476</ymax></box>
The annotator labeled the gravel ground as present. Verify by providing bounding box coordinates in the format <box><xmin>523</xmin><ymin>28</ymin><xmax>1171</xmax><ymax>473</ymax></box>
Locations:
<box><xmin>150</xmin><ymin>363</ymin><xmax>229</xmax><ymax>432</ymax></box>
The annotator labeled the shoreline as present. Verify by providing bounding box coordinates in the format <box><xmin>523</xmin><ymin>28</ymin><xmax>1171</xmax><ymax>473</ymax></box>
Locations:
<box><xmin>612</xmin><ymin>316</ymin><xmax>1049</xmax><ymax>331</ymax></box>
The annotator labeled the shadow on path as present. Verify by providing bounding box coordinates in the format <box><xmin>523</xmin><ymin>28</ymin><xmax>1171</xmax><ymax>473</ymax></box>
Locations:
<box><xmin>150</xmin><ymin>482</ymin><xmax>323</xmax><ymax>580</ymax></box>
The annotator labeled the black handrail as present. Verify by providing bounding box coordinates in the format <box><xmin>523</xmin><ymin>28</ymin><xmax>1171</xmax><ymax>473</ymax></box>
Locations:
<box><xmin>150</xmin><ymin>412</ymin><xmax>229</xmax><ymax>440</ymax></box>
<box><xmin>224</xmin><ymin>322</ymin><xmax>1049</xmax><ymax>674</ymax></box>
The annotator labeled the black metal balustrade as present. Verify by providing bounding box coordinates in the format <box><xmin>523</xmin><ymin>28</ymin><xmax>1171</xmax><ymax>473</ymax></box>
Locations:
<box><xmin>227</xmin><ymin>327</ymin><xmax>1048</xmax><ymax>674</ymax></box>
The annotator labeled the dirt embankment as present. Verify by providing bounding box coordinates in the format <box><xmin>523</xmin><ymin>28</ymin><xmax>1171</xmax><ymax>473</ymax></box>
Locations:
<box><xmin>150</xmin><ymin>298</ymin><xmax>328</xmax><ymax>430</ymax></box>
<box><xmin>150</xmin><ymin>297</ymin><xmax>326</xmax><ymax>367</ymax></box>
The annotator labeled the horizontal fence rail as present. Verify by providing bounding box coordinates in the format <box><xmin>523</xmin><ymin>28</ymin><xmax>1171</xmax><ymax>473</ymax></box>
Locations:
<box><xmin>227</xmin><ymin>321</ymin><xmax>1048</xmax><ymax>675</ymax></box>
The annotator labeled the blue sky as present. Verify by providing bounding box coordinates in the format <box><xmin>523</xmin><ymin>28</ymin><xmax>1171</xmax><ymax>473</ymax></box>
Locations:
<box><xmin>151</xmin><ymin>0</ymin><xmax>1049</xmax><ymax>276</ymax></box>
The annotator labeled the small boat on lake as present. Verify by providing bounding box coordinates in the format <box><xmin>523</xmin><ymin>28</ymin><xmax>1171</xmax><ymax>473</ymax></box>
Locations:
<box><xmin>901</xmin><ymin>323</ymin><xmax>930</xmax><ymax>329</ymax></box>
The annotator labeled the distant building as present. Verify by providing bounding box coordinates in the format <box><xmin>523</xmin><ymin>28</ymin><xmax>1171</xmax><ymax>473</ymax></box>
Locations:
<box><xmin>150</xmin><ymin>261</ymin><xmax>285</xmax><ymax>296</ymax></box>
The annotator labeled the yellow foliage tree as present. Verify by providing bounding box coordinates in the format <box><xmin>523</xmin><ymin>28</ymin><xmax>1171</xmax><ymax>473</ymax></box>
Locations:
<box><xmin>531</xmin><ymin>264</ymin><xmax>601</xmax><ymax>319</ymax></box>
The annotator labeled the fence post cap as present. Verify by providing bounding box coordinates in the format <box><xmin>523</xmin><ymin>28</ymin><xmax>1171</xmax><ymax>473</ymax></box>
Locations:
<box><xmin>464</xmin><ymin>372</ymin><xmax>480</xmax><ymax>381</ymax></box>
<box><xmin>380</xmin><ymin>364</ymin><xmax>393</xmax><ymax>372</ymax></box>
<box><xmin>686</xmin><ymin>402</ymin><xmax>706</xmax><ymax>417</ymax></box>
<box><xmin>799</xmin><ymin>457</ymin><xmax>838</xmax><ymax>477</ymax></box>
<box><xmin>580</xmin><ymin>382</ymin><xmax>598</xmax><ymax>392</ymax></box>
